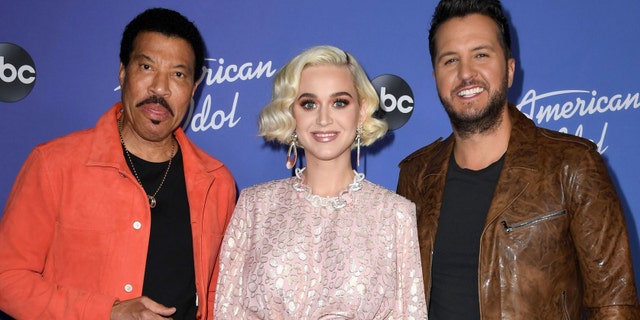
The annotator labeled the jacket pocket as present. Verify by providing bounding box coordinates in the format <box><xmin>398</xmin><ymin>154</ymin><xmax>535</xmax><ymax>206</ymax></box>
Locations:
<box><xmin>501</xmin><ymin>209</ymin><xmax>567</xmax><ymax>233</ymax></box>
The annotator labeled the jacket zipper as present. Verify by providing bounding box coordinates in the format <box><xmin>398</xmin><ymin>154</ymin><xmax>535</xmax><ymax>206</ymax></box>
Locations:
<box><xmin>501</xmin><ymin>210</ymin><xmax>566</xmax><ymax>233</ymax></box>
<box><xmin>562</xmin><ymin>290</ymin><xmax>570</xmax><ymax>319</ymax></box>
<box><xmin>427</xmin><ymin>249</ymin><xmax>433</xmax><ymax>311</ymax></box>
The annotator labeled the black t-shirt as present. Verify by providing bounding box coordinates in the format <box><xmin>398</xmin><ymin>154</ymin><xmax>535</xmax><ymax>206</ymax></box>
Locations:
<box><xmin>124</xmin><ymin>147</ymin><xmax>196</xmax><ymax>319</ymax></box>
<box><xmin>428</xmin><ymin>154</ymin><xmax>504</xmax><ymax>320</ymax></box>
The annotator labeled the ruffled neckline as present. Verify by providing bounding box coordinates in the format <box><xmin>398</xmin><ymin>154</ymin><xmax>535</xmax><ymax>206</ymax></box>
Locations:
<box><xmin>291</xmin><ymin>167</ymin><xmax>365</xmax><ymax>210</ymax></box>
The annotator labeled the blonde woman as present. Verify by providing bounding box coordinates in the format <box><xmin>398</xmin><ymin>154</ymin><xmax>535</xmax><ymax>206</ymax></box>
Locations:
<box><xmin>214</xmin><ymin>45</ymin><xmax>427</xmax><ymax>319</ymax></box>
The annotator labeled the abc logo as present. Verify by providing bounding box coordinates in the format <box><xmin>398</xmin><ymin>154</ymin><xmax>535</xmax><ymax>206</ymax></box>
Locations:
<box><xmin>371</xmin><ymin>74</ymin><xmax>414</xmax><ymax>130</ymax></box>
<box><xmin>0</xmin><ymin>43</ymin><xmax>36</xmax><ymax>102</ymax></box>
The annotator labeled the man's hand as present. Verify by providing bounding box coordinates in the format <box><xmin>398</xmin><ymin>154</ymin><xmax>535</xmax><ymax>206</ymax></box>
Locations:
<box><xmin>110</xmin><ymin>296</ymin><xmax>176</xmax><ymax>319</ymax></box>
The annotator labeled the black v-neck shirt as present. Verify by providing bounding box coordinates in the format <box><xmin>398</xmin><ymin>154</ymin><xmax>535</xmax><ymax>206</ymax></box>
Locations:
<box><xmin>429</xmin><ymin>154</ymin><xmax>504</xmax><ymax>320</ymax></box>
<box><xmin>124</xmin><ymin>147</ymin><xmax>196</xmax><ymax>319</ymax></box>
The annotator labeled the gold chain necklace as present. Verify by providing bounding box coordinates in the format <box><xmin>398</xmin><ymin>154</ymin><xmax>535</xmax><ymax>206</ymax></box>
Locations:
<box><xmin>118</xmin><ymin>118</ymin><xmax>175</xmax><ymax>208</ymax></box>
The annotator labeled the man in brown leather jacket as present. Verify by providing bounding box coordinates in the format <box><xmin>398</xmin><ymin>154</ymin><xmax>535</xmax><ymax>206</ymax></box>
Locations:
<box><xmin>396</xmin><ymin>0</ymin><xmax>640</xmax><ymax>318</ymax></box>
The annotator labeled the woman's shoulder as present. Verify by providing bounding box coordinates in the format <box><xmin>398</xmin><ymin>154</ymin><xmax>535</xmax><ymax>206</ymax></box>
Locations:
<box><xmin>240</xmin><ymin>176</ymin><xmax>294</xmax><ymax>197</ymax></box>
<box><xmin>362</xmin><ymin>179</ymin><xmax>415</xmax><ymax>208</ymax></box>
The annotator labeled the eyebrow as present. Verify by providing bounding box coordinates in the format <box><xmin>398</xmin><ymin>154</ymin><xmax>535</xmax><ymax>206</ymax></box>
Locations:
<box><xmin>436</xmin><ymin>44</ymin><xmax>495</xmax><ymax>63</ymax></box>
<box><xmin>471</xmin><ymin>44</ymin><xmax>495</xmax><ymax>52</ymax></box>
<box><xmin>436</xmin><ymin>51</ymin><xmax>456</xmax><ymax>63</ymax></box>
<box><xmin>297</xmin><ymin>91</ymin><xmax>354</xmax><ymax>99</ymax></box>
<box><xmin>133</xmin><ymin>53</ymin><xmax>192</xmax><ymax>73</ymax></box>
<box><xmin>133</xmin><ymin>53</ymin><xmax>155</xmax><ymax>64</ymax></box>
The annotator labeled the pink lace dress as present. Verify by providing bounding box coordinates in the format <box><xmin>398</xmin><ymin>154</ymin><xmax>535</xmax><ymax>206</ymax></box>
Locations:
<box><xmin>214</xmin><ymin>176</ymin><xmax>427</xmax><ymax>319</ymax></box>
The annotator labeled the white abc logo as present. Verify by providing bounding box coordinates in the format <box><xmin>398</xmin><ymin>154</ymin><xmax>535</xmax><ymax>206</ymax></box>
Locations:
<box><xmin>372</xmin><ymin>74</ymin><xmax>414</xmax><ymax>130</ymax></box>
<box><xmin>379</xmin><ymin>86</ymin><xmax>414</xmax><ymax>113</ymax></box>
<box><xmin>0</xmin><ymin>42</ymin><xmax>37</xmax><ymax>102</ymax></box>
<box><xmin>0</xmin><ymin>56</ymin><xmax>35</xmax><ymax>84</ymax></box>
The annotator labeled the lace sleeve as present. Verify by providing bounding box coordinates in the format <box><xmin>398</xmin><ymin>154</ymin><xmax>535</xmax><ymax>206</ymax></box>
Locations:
<box><xmin>214</xmin><ymin>189</ymin><xmax>254</xmax><ymax>318</ymax></box>
<box><xmin>394</xmin><ymin>200</ymin><xmax>428</xmax><ymax>319</ymax></box>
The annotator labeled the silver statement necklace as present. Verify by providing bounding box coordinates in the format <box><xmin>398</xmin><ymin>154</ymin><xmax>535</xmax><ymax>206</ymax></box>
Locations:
<box><xmin>118</xmin><ymin>119</ymin><xmax>175</xmax><ymax>208</ymax></box>
<box><xmin>292</xmin><ymin>167</ymin><xmax>364</xmax><ymax>210</ymax></box>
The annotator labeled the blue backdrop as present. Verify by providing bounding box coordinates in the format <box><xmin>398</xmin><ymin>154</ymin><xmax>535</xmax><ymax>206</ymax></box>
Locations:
<box><xmin>1</xmin><ymin>0</ymin><xmax>639</xmax><ymax>309</ymax></box>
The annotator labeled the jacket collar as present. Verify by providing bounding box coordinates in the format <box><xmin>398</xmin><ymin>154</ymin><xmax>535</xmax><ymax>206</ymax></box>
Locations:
<box><xmin>400</xmin><ymin>104</ymin><xmax>541</xmax><ymax>225</ymax></box>
<box><xmin>85</xmin><ymin>102</ymin><xmax>226</xmax><ymax>175</ymax></box>
<box><xmin>484</xmin><ymin>104</ymin><xmax>539</xmax><ymax>224</ymax></box>
<box><xmin>503</xmin><ymin>103</ymin><xmax>539</xmax><ymax>172</ymax></box>
<box><xmin>414</xmin><ymin>103</ymin><xmax>540</xmax><ymax>177</ymax></box>
<box><xmin>85</xmin><ymin>102</ymin><xmax>129</xmax><ymax>172</ymax></box>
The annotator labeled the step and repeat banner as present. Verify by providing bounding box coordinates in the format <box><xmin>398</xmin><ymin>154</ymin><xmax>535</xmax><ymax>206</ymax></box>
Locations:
<box><xmin>2</xmin><ymin>0</ymin><xmax>639</xmax><ymax>300</ymax></box>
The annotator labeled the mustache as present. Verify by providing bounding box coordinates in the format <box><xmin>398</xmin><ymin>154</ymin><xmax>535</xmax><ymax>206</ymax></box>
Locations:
<box><xmin>136</xmin><ymin>96</ymin><xmax>174</xmax><ymax>117</ymax></box>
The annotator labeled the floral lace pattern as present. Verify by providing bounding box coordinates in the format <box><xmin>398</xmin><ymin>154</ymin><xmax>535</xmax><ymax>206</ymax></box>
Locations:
<box><xmin>214</xmin><ymin>177</ymin><xmax>427</xmax><ymax>319</ymax></box>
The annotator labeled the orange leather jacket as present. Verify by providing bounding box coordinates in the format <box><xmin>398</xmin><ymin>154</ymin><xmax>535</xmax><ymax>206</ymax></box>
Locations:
<box><xmin>397</xmin><ymin>104</ymin><xmax>639</xmax><ymax>319</ymax></box>
<box><xmin>0</xmin><ymin>102</ymin><xmax>236</xmax><ymax>319</ymax></box>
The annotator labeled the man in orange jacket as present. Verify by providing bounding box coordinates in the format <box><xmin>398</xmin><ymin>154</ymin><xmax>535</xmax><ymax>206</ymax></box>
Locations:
<box><xmin>0</xmin><ymin>8</ymin><xmax>236</xmax><ymax>320</ymax></box>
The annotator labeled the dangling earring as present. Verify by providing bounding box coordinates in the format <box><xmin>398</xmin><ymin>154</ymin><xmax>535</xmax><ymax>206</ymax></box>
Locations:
<box><xmin>286</xmin><ymin>132</ymin><xmax>298</xmax><ymax>170</ymax></box>
<box><xmin>355</xmin><ymin>126</ymin><xmax>363</xmax><ymax>168</ymax></box>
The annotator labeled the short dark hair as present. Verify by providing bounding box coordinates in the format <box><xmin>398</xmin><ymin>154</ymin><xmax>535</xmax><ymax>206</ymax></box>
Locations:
<box><xmin>119</xmin><ymin>8</ymin><xmax>206</xmax><ymax>81</ymax></box>
<box><xmin>428</xmin><ymin>0</ymin><xmax>511</xmax><ymax>67</ymax></box>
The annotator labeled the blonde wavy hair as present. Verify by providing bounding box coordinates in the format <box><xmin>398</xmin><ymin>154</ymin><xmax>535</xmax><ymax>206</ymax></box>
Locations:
<box><xmin>258</xmin><ymin>45</ymin><xmax>388</xmax><ymax>147</ymax></box>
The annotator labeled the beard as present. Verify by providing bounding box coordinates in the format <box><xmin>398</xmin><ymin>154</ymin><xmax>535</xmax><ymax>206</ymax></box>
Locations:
<box><xmin>439</xmin><ymin>76</ymin><xmax>508</xmax><ymax>138</ymax></box>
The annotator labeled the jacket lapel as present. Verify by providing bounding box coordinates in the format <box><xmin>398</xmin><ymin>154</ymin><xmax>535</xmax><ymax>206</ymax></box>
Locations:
<box><xmin>484</xmin><ymin>105</ymin><xmax>539</xmax><ymax>226</ymax></box>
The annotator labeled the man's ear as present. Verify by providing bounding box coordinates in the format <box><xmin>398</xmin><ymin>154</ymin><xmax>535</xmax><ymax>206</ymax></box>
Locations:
<box><xmin>118</xmin><ymin>63</ymin><xmax>126</xmax><ymax>88</ymax></box>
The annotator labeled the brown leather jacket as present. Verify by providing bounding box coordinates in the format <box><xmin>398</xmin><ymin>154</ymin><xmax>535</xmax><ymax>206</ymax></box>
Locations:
<box><xmin>397</xmin><ymin>104</ymin><xmax>640</xmax><ymax>319</ymax></box>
